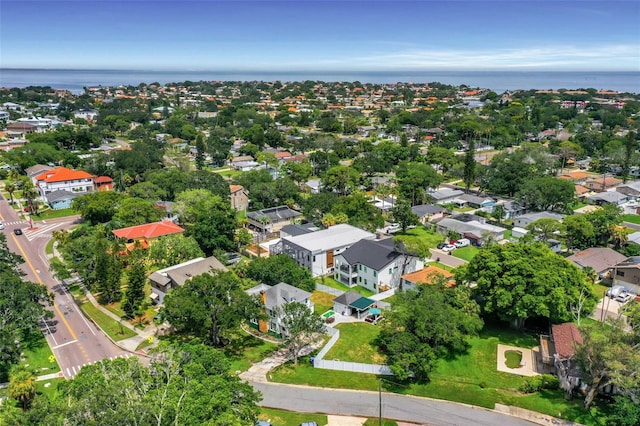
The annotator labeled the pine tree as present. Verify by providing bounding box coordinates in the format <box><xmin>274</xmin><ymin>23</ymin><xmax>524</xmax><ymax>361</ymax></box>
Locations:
<box><xmin>463</xmin><ymin>139</ymin><xmax>476</xmax><ymax>193</ymax></box>
<box><xmin>122</xmin><ymin>257</ymin><xmax>146</xmax><ymax>318</ymax></box>
<box><xmin>195</xmin><ymin>133</ymin><xmax>206</xmax><ymax>170</ymax></box>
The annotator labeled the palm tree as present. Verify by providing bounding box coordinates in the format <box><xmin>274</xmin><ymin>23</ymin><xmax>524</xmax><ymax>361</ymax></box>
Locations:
<box><xmin>610</xmin><ymin>225</ymin><xmax>627</xmax><ymax>250</ymax></box>
<box><xmin>21</xmin><ymin>182</ymin><xmax>39</xmax><ymax>215</ymax></box>
<box><xmin>8</xmin><ymin>368</ymin><xmax>37</xmax><ymax>410</ymax></box>
<box><xmin>5</xmin><ymin>181</ymin><xmax>16</xmax><ymax>205</ymax></box>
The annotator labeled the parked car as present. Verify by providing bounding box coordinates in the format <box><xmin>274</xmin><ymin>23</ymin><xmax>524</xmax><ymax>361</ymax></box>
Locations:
<box><xmin>13</xmin><ymin>228</ymin><xmax>22</xmax><ymax>235</ymax></box>
<box><xmin>224</xmin><ymin>252</ymin><xmax>242</xmax><ymax>265</ymax></box>
<box><xmin>0</xmin><ymin>221</ymin><xmax>4</xmax><ymax>230</ymax></box>
<box><xmin>454</xmin><ymin>238</ymin><xmax>471</xmax><ymax>248</ymax></box>
<box><xmin>386</xmin><ymin>223</ymin><xmax>400</xmax><ymax>234</ymax></box>
<box><xmin>607</xmin><ymin>285</ymin><xmax>626</xmax><ymax>299</ymax></box>
<box><xmin>616</xmin><ymin>292</ymin><xmax>632</xmax><ymax>304</ymax></box>
<box><xmin>441</xmin><ymin>244</ymin><xmax>456</xmax><ymax>252</ymax></box>
<box><xmin>436</xmin><ymin>242</ymin><xmax>447</xmax><ymax>249</ymax></box>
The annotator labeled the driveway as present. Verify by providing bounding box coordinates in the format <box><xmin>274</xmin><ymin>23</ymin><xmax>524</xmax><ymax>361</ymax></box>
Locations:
<box><xmin>592</xmin><ymin>296</ymin><xmax>626</xmax><ymax>322</ymax></box>
<box><xmin>429</xmin><ymin>249</ymin><xmax>468</xmax><ymax>268</ymax></box>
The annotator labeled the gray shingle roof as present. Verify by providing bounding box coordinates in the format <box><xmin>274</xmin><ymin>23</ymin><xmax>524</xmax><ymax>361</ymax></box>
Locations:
<box><xmin>411</xmin><ymin>204</ymin><xmax>446</xmax><ymax>217</ymax></box>
<box><xmin>340</xmin><ymin>238</ymin><xmax>403</xmax><ymax>270</ymax></box>
<box><xmin>45</xmin><ymin>189</ymin><xmax>82</xmax><ymax>203</ymax></box>
<box><xmin>247</xmin><ymin>205</ymin><xmax>301</xmax><ymax>222</ymax></box>
<box><xmin>332</xmin><ymin>291</ymin><xmax>364</xmax><ymax>306</ymax></box>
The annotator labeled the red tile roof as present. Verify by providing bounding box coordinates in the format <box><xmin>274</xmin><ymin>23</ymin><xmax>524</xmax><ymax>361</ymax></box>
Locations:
<box><xmin>229</xmin><ymin>184</ymin><xmax>245</xmax><ymax>194</ymax></box>
<box><xmin>112</xmin><ymin>221</ymin><xmax>184</xmax><ymax>240</ymax></box>
<box><xmin>35</xmin><ymin>167</ymin><xmax>94</xmax><ymax>183</ymax></box>
<box><xmin>552</xmin><ymin>323</ymin><xmax>583</xmax><ymax>359</ymax></box>
<box><xmin>94</xmin><ymin>176</ymin><xmax>113</xmax><ymax>183</ymax></box>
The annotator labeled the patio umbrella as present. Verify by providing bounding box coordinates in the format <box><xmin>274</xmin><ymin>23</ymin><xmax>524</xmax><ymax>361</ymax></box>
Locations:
<box><xmin>369</xmin><ymin>308</ymin><xmax>381</xmax><ymax>315</ymax></box>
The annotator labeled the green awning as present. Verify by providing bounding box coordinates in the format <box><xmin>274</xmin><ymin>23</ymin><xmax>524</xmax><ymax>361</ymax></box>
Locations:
<box><xmin>350</xmin><ymin>296</ymin><xmax>375</xmax><ymax>311</ymax></box>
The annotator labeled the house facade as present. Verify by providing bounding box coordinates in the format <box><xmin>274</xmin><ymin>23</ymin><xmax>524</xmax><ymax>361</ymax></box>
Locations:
<box><xmin>411</xmin><ymin>204</ymin><xmax>447</xmax><ymax>224</ymax></box>
<box><xmin>612</xmin><ymin>256</ymin><xmax>640</xmax><ymax>294</ymax></box>
<box><xmin>33</xmin><ymin>167</ymin><xmax>95</xmax><ymax>197</ymax></box>
<box><xmin>567</xmin><ymin>247</ymin><xmax>627</xmax><ymax>278</ymax></box>
<box><xmin>245</xmin><ymin>282</ymin><xmax>313</xmax><ymax>338</ymax></box>
<box><xmin>436</xmin><ymin>214</ymin><xmax>506</xmax><ymax>245</ymax></box>
<box><xmin>334</xmin><ymin>238</ymin><xmax>424</xmax><ymax>293</ymax></box>
<box><xmin>271</xmin><ymin>224</ymin><xmax>375</xmax><ymax>277</ymax></box>
<box><xmin>45</xmin><ymin>190</ymin><xmax>82</xmax><ymax>210</ymax></box>
<box><xmin>229</xmin><ymin>184</ymin><xmax>249</xmax><ymax>211</ymax></box>
<box><xmin>147</xmin><ymin>256</ymin><xmax>227</xmax><ymax>304</ymax></box>
<box><xmin>247</xmin><ymin>205</ymin><xmax>302</xmax><ymax>234</ymax></box>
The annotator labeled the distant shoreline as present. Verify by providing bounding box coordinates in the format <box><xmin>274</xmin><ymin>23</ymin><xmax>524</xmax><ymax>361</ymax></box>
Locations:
<box><xmin>1</xmin><ymin>69</ymin><xmax>638</xmax><ymax>94</ymax></box>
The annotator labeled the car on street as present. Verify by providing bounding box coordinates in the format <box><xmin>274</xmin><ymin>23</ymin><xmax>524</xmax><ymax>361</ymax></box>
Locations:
<box><xmin>437</xmin><ymin>242</ymin><xmax>447</xmax><ymax>249</ymax></box>
<box><xmin>13</xmin><ymin>228</ymin><xmax>22</xmax><ymax>235</ymax></box>
<box><xmin>0</xmin><ymin>221</ymin><xmax>4</xmax><ymax>230</ymax></box>
<box><xmin>616</xmin><ymin>292</ymin><xmax>632</xmax><ymax>304</ymax></box>
<box><xmin>441</xmin><ymin>244</ymin><xmax>456</xmax><ymax>252</ymax></box>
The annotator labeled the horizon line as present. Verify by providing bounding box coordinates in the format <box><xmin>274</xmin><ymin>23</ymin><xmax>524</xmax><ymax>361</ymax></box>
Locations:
<box><xmin>2</xmin><ymin>68</ymin><xmax>638</xmax><ymax>73</ymax></box>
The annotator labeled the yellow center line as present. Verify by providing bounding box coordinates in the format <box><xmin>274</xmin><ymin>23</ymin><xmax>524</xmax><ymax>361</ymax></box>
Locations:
<box><xmin>8</xmin><ymin>225</ymin><xmax>79</xmax><ymax>341</ymax></box>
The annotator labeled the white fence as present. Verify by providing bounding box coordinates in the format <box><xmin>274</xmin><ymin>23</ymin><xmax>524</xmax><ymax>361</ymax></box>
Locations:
<box><xmin>313</xmin><ymin>326</ymin><xmax>394</xmax><ymax>375</ymax></box>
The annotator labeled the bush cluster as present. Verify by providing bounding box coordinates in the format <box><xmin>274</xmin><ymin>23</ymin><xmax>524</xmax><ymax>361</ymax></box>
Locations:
<box><xmin>518</xmin><ymin>374</ymin><xmax>560</xmax><ymax>393</ymax></box>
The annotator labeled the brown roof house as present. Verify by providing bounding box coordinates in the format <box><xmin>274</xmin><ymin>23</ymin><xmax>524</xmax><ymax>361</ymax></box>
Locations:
<box><xmin>148</xmin><ymin>256</ymin><xmax>227</xmax><ymax>304</ymax></box>
<box><xmin>229</xmin><ymin>184</ymin><xmax>249</xmax><ymax>211</ymax></box>
<box><xmin>583</xmin><ymin>176</ymin><xmax>622</xmax><ymax>192</ymax></box>
<box><xmin>566</xmin><ymin>247</ymin><xmax>627</xmax><ymax>278</ymax></box>
<box><xmin>540</xmin><ymin>323</ymin><xmax>584</xmax><ymax>393</ymax></box>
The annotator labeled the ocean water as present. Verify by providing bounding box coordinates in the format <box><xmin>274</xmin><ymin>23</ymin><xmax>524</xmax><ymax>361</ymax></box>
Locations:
<box><xmin>0</xmin><ymin>69</ymin><xmax>638</xmax><ymax>95</ymax></box>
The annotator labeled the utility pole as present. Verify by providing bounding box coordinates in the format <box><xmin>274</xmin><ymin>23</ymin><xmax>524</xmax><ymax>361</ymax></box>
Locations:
<box><xmin>378</xmin><ymin>379</ymin><xmax>382</xmax><ymax>426</ymax></box>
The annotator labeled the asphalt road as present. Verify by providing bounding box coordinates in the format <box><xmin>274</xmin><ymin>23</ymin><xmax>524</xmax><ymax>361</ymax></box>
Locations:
<box><xmin>0</xmin><ymin>200</ymin><xmax>130</xmax><ymax>378</ymax></box>
<box><xmin>252</xmin><ymin>382</ymin><xmax>535</xmax><ymax>426</ymax></box>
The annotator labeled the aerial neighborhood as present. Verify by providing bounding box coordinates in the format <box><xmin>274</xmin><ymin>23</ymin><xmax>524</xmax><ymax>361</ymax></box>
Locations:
<box><xmin>1</xmin><ymin>80</ymin><xmax>639</xmax><ymax>425</ymax></box>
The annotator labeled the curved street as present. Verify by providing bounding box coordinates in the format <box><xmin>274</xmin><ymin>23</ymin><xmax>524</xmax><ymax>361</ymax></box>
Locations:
<box><xmin>0</xmin><ymin>197</ymin><xmax>131</xmax><ymax>379</ymax></box>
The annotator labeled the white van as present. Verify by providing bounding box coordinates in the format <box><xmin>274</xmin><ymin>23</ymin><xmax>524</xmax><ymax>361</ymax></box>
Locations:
<box><xmin>454</xmin><ymin>238</ymin><xmax>471</xmax><ymax>248</ymax></box>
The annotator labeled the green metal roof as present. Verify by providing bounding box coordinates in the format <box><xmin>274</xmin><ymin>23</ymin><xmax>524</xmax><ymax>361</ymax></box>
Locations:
<box><xmin>350</xmin><ymin>296</ymin><xmax>375</xmax><ymax>310</ymax></box>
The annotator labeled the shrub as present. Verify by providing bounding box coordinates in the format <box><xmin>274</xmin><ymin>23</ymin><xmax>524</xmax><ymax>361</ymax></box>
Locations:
<box><xmin>518</xmin><ymin>374</ymin><xmax>559</xmax><ymax>393</ymax></box>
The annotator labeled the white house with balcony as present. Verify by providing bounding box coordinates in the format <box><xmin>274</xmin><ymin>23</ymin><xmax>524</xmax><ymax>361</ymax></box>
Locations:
<box><xmin>270</xmin><ymin>223</ymin><xmax>375</xmax><ymax>277</ymax></box>
<box><xmin>334</xmin><ymin>238</ymin><xmax>424</xmax><ymax>293</ymax></box>
<box><xmin>33</xmin><ymin>167</ymin><xmax>96</xmax><ymax>197</ymax></box>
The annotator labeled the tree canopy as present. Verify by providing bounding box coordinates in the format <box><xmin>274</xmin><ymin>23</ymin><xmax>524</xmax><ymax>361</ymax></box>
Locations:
<box><xmin>241</xmin><ymin>254</ymin><xmax>315</xmax><ymax>292</ymax></box>
<box><xmin>460</xmin><ymin>242</ymin><xmax>597</xmax><ymax>328</ymax></box>
<box><xmin>376</xmin><ymin>284</ymin><xmax>483</xmax><ymax>381</ymax></box>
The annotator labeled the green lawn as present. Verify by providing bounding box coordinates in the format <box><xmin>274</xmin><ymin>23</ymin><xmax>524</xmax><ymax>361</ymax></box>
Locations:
<box><xmin>311</xmin><ymin>290</ymin><xmax>336</xmax><ymax>315</ymax></box>
<box><xmin>325</xmin><ymin>323</ymin><xmax>386</xmax><ymax>364</ymax></box>
<box><xmin>451</xmin><ymin>245</ymin><xmax>479</xmax><ymax>261</ymax></box>
<box><xmin>259</xmin><ymin>408</ymin><xmax>328</xmax><ymax>426</ymax></box>
<box><xmin>364</xmin><ymin>420</ymin><xmax>398</xmax><ymax>426</ymax></box>
<box><xmin>78</xmin><ymin>301</ymin><xmax>136</xmax><ymax>341</ymax></box>
<box><xmin>20</xmin><ymin>333</ymin><xmax>60</xmax><ymax>375</ymax></box>
<box><xmin>394</xmin><ymin>226</ymin><xmax>444</xmax><ymax>249</ymax></box>
<box><xmin>622</xmin><ymin>214</ymin><xmax>640</xmax><ymax>224</ymax></box>
<box><xmin>318</xmin><ymin>277</ymin><xmax>375</xmax><ymax>298</ymax></box>
<box><xmin>270</xmin><ymin>325</ymin><xmax>607</xmax><ymax>425</ymax></box>
<box><xmin>45</xmin><ymin>239</ymin><xmax>55</xmax><ymax>255</ymax></box>
<box><xmin>504</xmin><ymin>350</ymin><xmax>523</xmax><ymax>369</ymax></box>
<box><xmin>32</xmin><ymin>208</ymin><xmax>76</xmax><ymax>221</ymax></box>
<box><xmin>224</xmin><ymin>330</ymin><xmax>280</xmax><ymax>373</ymax></box>
<box><xmin>430</xmin><ymin>261</ymin><xmax>457</xmax><ymax>272</ymax></box>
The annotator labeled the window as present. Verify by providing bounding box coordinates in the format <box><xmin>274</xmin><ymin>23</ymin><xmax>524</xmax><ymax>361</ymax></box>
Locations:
<box><xmin>364</xmin><ymin>279</ymin><xmax>368</xmax><ymax>286</ymax></box>
<box><xmin>364</xmin><ymin>266</ymin><xmax>368</xmax><ymax>273</ymax></box>
<box><xmin>313</xmin><ymin>255</ymin><xmax>316</xmax><ymax>262</ymax></box>
<box><xmin>373</xmin><ymin>271</ymin><xmax>377</xmax><ymax>277</ymax></box>
<box><xmin>373</xmin><ymin>283</ymin><xmax>376</xmax><ymax>289</ymax></box>
<box><xmin>388</xmin><ymin>268</ymin><xmax>392</xmax><ymax>274</ymax></box>
<box><xmin>358</xmin><ymin>277</ymin><xmax>362</xmax><ymax>283</ymax></box>
<box><xmin>617</xmin><ymin>270</ymin><xmax>625</xmax><ymax>277</ymax></box>
<box><xmin>359</xmin><ymin>264</ymin><xmax>362</xmax><ymax>271</ymax></box>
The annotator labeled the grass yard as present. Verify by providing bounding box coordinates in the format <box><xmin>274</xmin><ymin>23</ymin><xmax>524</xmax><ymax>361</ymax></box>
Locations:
<box><xmin>224</xmin><ymin>330</ymin><xmax>280</xmax><ymax>373</ymax></box>
<box><xmin>20</xmin><ymin>333</ymin><xmax>60</xmax><ymax>375</ymax></box>
<box><xmin>592</xmin><ymin>282</ymin><xmax>610</xmax><ymax>299</ymax></box>
<box><xmin>451</xmin><ymin>245</ymin><xmax>479</xmax><ymax>261</ymax></box>
<box><xmin>311</xmin><ymin>290</ymin><xmax>336</xmax><ymax>315</ymax></box>
<box><xmin>395</xmin><ymin>226</ymin><xmax>444</xmax><ymax>249</ymax></box>
<box><xmin>363</xmin><ymin>420</ymin><xmax>398</xmax><ymax>426</ymax></box>
<box><xmin>430</xmin><ymin>261</ymin><xmax>457</xmax><ymax>272</ymax></box>
<box><xmin>325</xmin><ymin>323</ymin><xmax>386</xmax><ymax>364</ymax></box>
<box><xmin>318</xmin><ymin>277</ymin><xmax>375</xmax><ymax>298</ymax></box>
<box><xmin>78</xmin><ymin>301</ymin><xmax>136</xmax><ymax>341</ymax></box>
<box><xmin>621</xmin><ymin>214</ymin><xmax>640</xmax><ymax>224</ymax></box>
<box><xmin>504</xmin><ymin>350</ymin><xmax>523</xmax><ymax>369</ymax></box>
<box><xmin>45</xmin><ymin>239</ymin><xmax>55</xmax><ymax>255</ymax></box>
<box><xmin>259</xmin><ymin>408</ymin><xmax>328</xmax><ymax>426</ymax></box>
<box><xmin>32</xmin><ymin>208</ymin><xmax>76</xmax><ymax>221</ymax></box>
<box><xmin>270</xmin><ymin>324</ymin><xmax>606</xmax><ymax>425</ymax></box>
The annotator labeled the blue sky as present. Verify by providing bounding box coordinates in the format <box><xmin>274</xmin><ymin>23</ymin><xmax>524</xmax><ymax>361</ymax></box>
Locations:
<box><xmin>1</xmin><ymin>1</ymin><xmax>639</xmax><ymax>71</ymax></box>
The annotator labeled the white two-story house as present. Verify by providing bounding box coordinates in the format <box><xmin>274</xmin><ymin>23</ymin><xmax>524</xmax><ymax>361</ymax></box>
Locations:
<box><xmin>334</xmin><ymin>238</ymin><xmax>424</xmax><ymax>293</ymax></box>
<box><xmin>33</xmin><ymin>167</ymin><xmax>95</xmax><ymax>198</ymax></box>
